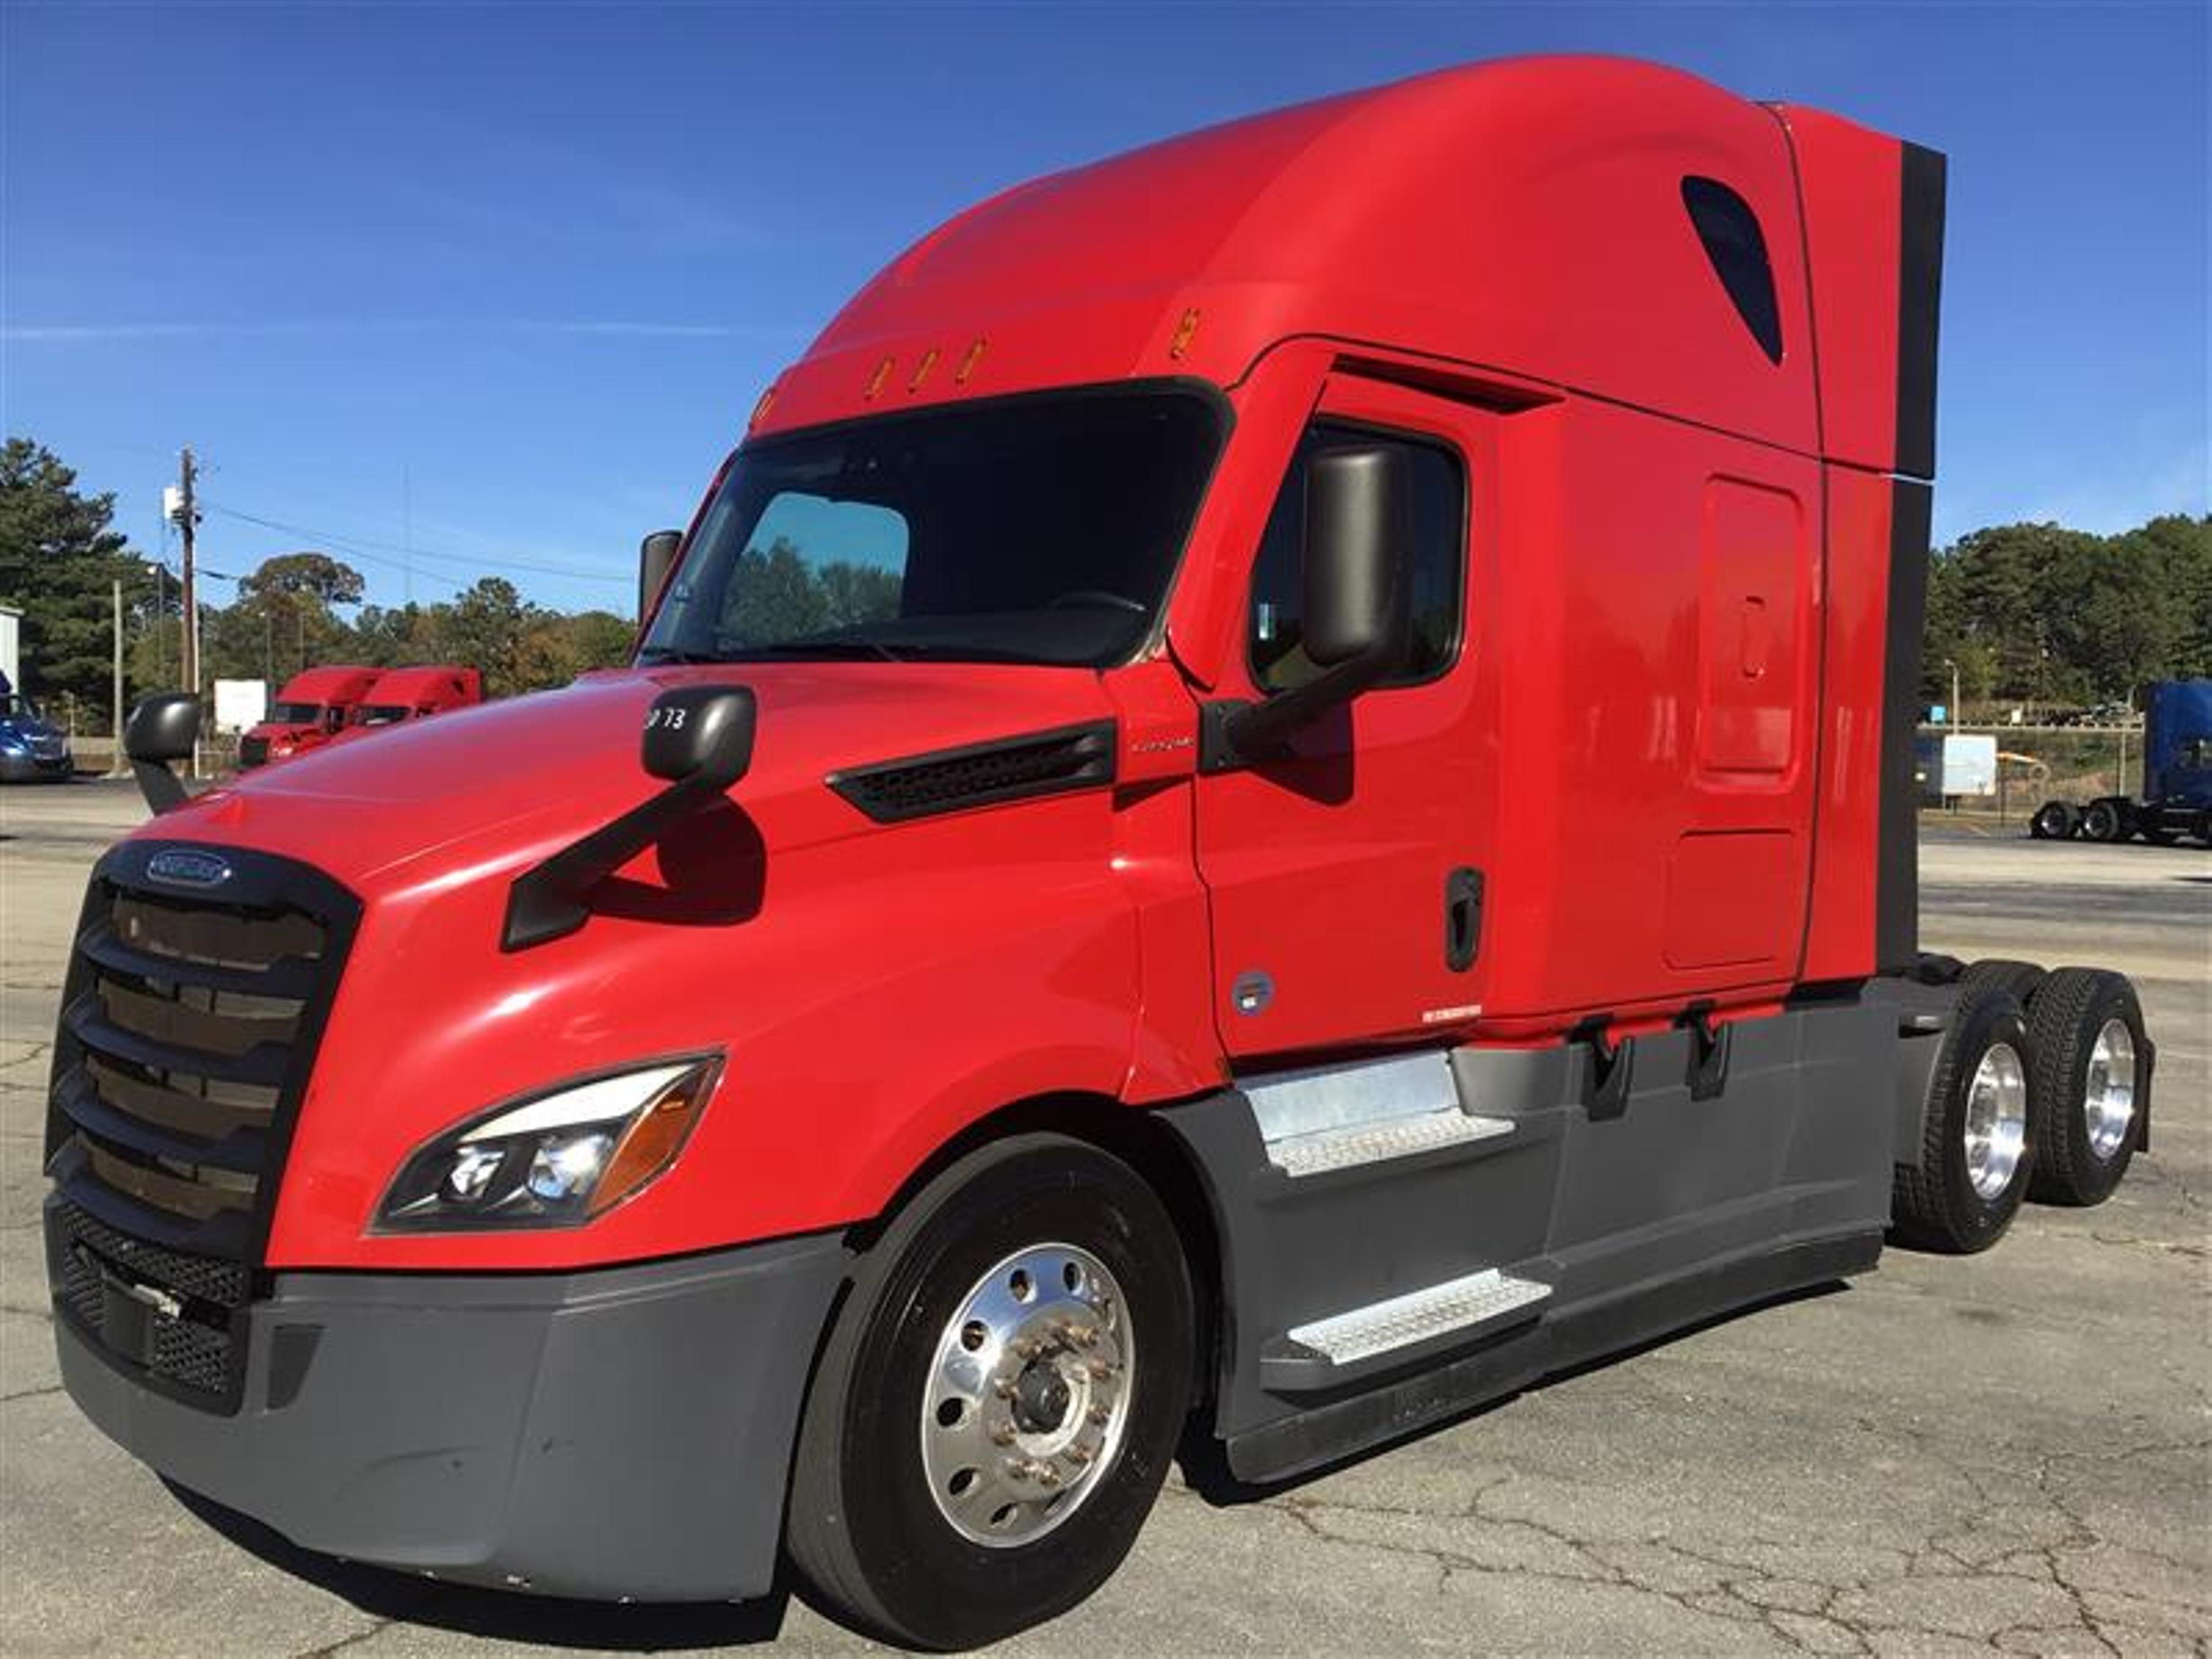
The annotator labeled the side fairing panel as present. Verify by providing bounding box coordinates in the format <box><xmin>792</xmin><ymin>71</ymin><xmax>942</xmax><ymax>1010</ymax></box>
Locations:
<box><xmin>1477</xmin><ymin>397</ymin><xmax>1821</xmax><ymax>1033</ymax></box>
<box><xmin>1797</xmin><ymin>467</ymin><xmax>1894</xmax><ymax>984</ymax></box>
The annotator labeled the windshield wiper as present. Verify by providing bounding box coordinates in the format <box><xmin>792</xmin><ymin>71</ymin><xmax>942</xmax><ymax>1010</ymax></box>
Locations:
<box><xmin>721</xmin><ymin>637</ymin><xmax>908</xmax><ymax>664</ymax></box>
<box><xmin>635</xmin><ymin>646</ymin><xmax>726</xmax><ymax>666</ymax></box>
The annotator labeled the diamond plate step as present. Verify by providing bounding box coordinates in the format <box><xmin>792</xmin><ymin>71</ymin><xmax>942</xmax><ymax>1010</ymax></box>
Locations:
<box><xmin>1286</xmin><ymin>1268</ymin><xmax>1551</xmax><ymax>1368</ymax></box>
<box><xmin>1268</xmin><ymin>1109</ymin><xmax>1514</xmax><ymax>1179</ymax></box>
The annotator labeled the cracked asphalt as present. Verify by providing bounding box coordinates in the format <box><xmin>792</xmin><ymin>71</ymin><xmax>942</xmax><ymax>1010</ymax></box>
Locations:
<box><xmin>3</xmin><ymin>783</ymin><xmax>2206</xmax><ymax>1656</ymax></box>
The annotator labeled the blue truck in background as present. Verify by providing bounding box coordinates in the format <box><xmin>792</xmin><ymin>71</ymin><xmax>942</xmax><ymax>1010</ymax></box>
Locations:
<box><xmin>2033</xmin><ymin>679</ymin><xmax>2212</xmax><ymax>845</ymax></box>
<box><xmin>0</xmin><ymin>670</ymin><xmax>76</xmax><ymax>785</ymax></box>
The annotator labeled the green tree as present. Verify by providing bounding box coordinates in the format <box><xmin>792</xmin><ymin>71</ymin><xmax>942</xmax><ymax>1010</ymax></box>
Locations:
<box><xmin>0</xmin><ymin>438</ymin><xmax>144</xmax><ymax>721</ymax></box>
<box><xmin>441</xmin><ymin>577</ymin><xmax>540</xmax><ymax>696</ymax></box>
<box><xmin>214</xmin><ymin>552</ymin><xmax>369</xmax><ymax>685</ymax></box>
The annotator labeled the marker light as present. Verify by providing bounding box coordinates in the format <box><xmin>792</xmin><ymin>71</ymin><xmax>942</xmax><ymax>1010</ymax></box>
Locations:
<box><xmin>377</xmin><ymin>1056</ymin><xmax>721</xmax><ymax>1231</ymax></box>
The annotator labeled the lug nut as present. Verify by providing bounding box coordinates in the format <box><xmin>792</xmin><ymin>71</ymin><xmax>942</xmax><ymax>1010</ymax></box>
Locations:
<box><xmin>1089</xmin><ymin>1404</ymin><xmax>1111</xmax><ymax>1426</ymax></box>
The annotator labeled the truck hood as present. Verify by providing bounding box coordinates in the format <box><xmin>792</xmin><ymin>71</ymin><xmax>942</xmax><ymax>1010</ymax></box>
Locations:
<box><xmin>151</xmin><ymin>665</ymin><xmax>1120</xmax><ymax>893</ymax></box>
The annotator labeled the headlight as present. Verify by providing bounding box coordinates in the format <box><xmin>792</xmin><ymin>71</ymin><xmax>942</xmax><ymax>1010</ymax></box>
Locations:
<box><xmin>0</xmin><ymin>735</ymin><xmax>24</xmax><ymax>755</ymax></box>
<box><xmin>376</xmin><ymin>1055</ymin><xmax>721</xmax><ymax>1231</ymax></box>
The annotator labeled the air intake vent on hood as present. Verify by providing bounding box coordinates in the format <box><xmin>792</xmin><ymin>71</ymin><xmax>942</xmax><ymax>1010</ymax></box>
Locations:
<box><xmin>830</xmin><ymin>721</ymin><xmax>1118</xmax><ymax>824</ymax></box>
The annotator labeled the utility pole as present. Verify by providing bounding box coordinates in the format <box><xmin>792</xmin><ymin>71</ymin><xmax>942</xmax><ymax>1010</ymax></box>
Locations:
<box><xmin>109</xmin><ymin>579</ymin><xmax>127</xmax><ymax>778</ymax></box>
<box><xmin>177</xmin><ymin>447</ymin><xmax>200</xmax><ymax>703</ymax></box>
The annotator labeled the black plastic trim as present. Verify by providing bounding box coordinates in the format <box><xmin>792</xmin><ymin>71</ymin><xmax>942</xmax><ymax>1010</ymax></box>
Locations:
<box><xmin>827</xmin><ymin>719</ymin><xmax>1118</xmax><ymax>824</ymax></box>
<box><xmin>1877</xmin><ymin>481</ymin><xmax>1932</xmax><ymax>970</ymax></box>
<box><xmin>1895</xmin><ymin>143</ymin><xmax>1946</xmax><ymax>482</ymax></box>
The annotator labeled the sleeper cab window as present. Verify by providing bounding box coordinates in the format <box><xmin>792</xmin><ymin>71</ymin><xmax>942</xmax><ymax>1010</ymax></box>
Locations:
<box><xmin>1682</xmin><ymin>175</ymin><xmax>1784</xmax><ymax>364</ymax></box>
<box><xmin>1248</xmin><ymin>422</ymin><xmax>1468</xmax><ymax>693</ymax></box>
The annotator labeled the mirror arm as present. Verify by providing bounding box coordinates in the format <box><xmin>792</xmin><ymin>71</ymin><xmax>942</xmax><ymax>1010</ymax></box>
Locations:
<box><xmin>133</xmin><ymin>757</ymin><xmax>190</xmax><ymax>816</ymax></box>
<box><xmin>1198</xmin><ymin>650</ymin><xmax>1397</xmax><ymax>774</ymax></box>
<box><xmin>501</xmin><ymin>770</ymin><xmax>729</xmax><ymax>952</ymax></box>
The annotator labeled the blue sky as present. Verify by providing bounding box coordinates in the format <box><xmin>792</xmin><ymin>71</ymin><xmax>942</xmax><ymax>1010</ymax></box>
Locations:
<box><xmin>3</xmin><ymin>2</ymin><xmax>2205</xmax><ymax>616</ymax></box>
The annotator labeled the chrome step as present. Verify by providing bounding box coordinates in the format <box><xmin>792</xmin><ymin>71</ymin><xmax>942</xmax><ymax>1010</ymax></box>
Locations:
<box><xmin>1286</xmin><ymin>1268</ymin><xmax>1551</xmax><ymax>1368</ymax></box>
<box><xmin>1268</xmin><ymin>1109</ymin><xmax>1513</xmax><ymax>1179</ymax></box>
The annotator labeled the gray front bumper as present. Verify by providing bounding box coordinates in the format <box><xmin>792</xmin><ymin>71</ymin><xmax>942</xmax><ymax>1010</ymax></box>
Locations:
<box><xmin>55</xmin><ymin>1226</ymin><xmax>849</xmax><ymax>1600</ymax></box>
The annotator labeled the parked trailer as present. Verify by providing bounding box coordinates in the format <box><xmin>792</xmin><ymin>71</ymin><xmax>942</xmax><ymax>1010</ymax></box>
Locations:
<box><xmin>51</xmin><ymin>58</ymin><xmax>2153</xmax><ymax>1649</ymax></box>
<box><xmin>2032</xmin><ymin>678</ymin><xmax>2212</xmax><ymax>845</ymax></box>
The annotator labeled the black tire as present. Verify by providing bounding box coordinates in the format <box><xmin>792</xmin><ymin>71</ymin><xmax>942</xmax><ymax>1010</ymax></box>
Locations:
<box><xmin>2029</xmin><ymin>800</ymin><xmax>2077</xmax><ymax>840</ymax></box>
<box><xmin>787</xmin><ymin>1134</ymin><xmax>1193</xmax><ymax>1650</ymax></box>
<box><xmin>1960</xmin><ymin>958</ymin><xmax>2046</xmax><ymax>1010</ymax></box>
<box><xmin>2080</xmin><ymin>799</ymin><xmax>2126</xmax><ymax>843</ymax></box>
<box><xmin>1891</xmin><ymin>983</ymin><xmax>2035</xmax><ymax>1253</ymax></box>
<box><xmin>2025</xmin><ymin>968</ymin><xmax>2148</xmax><ymax>1207</ymax></box>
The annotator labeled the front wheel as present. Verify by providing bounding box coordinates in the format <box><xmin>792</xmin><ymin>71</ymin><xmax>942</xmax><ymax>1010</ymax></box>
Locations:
<box><xmin>787</xmin><ymin>1134</ymin><xmax>1193</xmax><ymax>1650</ymax></box>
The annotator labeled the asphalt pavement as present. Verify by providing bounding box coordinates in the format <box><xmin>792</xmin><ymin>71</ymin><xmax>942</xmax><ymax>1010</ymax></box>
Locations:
<box><xmin>2</xmin><ymin>781</ymin><xmax>2206</xmax><ymax>1656</ymax></box>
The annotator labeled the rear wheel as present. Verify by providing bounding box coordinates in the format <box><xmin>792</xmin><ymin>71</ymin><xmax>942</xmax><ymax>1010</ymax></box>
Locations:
<box><xmin>787</xmin><ymin>1134</ymin><xmax>1192</xmax><ymax>1650</ymax></box>
<box><xmin>2080</xmin><ymin>799</ymin><xmax>2126</xmax><ymax>843</ymax></box>
<box><xmin>2025</xmin><ymin>968</ymin><xmax>2147</xmax><ymax>1207</ymax></box>
<box><xmin>2030</xmin><ymin>801</ymin><xmax>2077</xmax><ymax>840</ymax></box>
<box><xmin>1892</xmin><ymin>983</ymin><xmax>2035</xmax><ymax>1253</ymax></box>
<box><xmin>1960</xmin><ymin>958</ymin><xmax>2045</xmax><ymax>1009</ymax></box>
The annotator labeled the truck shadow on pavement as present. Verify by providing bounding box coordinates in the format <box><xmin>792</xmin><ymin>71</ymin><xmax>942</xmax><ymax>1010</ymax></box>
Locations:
<box><xmin>163</xmin><ymin>1483</ymin><xmax>796</xmax><ymax>1650</ymax></box>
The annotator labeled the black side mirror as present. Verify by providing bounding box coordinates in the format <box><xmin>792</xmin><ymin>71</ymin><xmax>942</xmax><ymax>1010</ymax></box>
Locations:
<box><xmin>1205</xmin><ymin>444</ymin><xmax>1414</xmax><ymax>769</ymax></box>
<box><xmin>643</xmin><ymin>684</ymin><xmax>757</xmax><ymax>785</ymax></box>
<box><xmin>504</xmin><ymin>684</ymin><xmax>759</xmax><ymax>950</ymax></box>
<box><xmin>1302</xmin><ymin>445</ymin><xmax>1414</xmax><ymax>668</ymax></box>
<box><xmin>123</xmin><ymin>692</ymin><xmax>200</xmax><ymax>814</ymax></box>
<box><xmin>639</xmin><ymin>529</ymin><xmax>683</xmax><ymax>623</ymax></box>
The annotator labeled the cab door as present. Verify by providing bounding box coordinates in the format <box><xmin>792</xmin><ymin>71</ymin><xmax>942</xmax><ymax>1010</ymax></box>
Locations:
<box><xmin>1194</xmin><ymin>376</ymin><xmax>1496</xmax><ymax>1061</ymax></box>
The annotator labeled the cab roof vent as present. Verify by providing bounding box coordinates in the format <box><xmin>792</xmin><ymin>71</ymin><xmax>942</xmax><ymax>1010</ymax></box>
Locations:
<box><xmin>829</xmin><ymin>721</ymin><xmax>1117</xmax><ymax>824</ymax></box>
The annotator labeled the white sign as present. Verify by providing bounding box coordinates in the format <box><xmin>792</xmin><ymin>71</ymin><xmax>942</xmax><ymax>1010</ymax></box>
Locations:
<box><xmin>213</xmin><ymin>679</ymin><xmax>268</xmax><ymax>735</ymax></box>
<box><xmin>1941</xmin><ymin>733</ymin><xmax>1998</xmax><ymax>797</ymax></box>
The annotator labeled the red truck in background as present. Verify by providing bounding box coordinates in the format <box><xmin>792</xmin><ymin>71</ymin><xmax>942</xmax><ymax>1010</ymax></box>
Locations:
<box><xmin>236</xmin><ymin>664</ymin><xmax>381</xmax><ymax>768</ymax></box>
<box><xmin>50</xmin><ymin>58</ymin><xmax>2155</xmax><ymax>1649</ymax></box>
<box><xmin>340</xmin><ymin>665</ymin><xmax>485</xmax><ymax>733</ymax></box>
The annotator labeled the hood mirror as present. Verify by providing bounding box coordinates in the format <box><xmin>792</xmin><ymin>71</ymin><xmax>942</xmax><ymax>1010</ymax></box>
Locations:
<box><xmin>504</xmin><ymin>684</ymin><xmax>759</xmax><ymax>952</ymax></box>
<box><xmin>123</xmin><ymin>692</ymin><xmax>200</xmax><ymax>815</ymax></box>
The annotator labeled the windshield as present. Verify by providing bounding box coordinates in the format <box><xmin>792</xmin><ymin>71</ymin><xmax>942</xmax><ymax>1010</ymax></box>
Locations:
<box><xmin>639</xmin><ymin>387</ymin><xmax>1224</xmax><ymax>669</ymax></box>
<box><xmin>271</xmin><ymin>702</ymin><xmax>325</xmax><ymax>725</ymax></box>
<box><xmin>0</xmin><ymin>695</ymin><xmax>45</xmax><ymax>724</ymax></box>
<box><xmin>353</xmin><ymin>705</ymin><xmax>410</xmax><ymax>726</ymax></box>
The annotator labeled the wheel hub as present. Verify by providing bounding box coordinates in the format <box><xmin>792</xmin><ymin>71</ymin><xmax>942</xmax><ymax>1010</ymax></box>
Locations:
<box><xmin>2084</xmin><ymin>1018</ymin><xmax>2137</xmax><ymax>1162</ymax></box>
<box><xmin>920</xmin><ymin>1243</ymin><xmax>1133</xmax><ymax>1547</ymax></box>
<box><xmin>1963</xmin><ymin>1040</ymin><xmax>2028</xmax><ymax>1200</ymax></box>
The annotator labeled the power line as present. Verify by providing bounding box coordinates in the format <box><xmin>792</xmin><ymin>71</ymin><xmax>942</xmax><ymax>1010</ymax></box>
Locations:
<box><xmin>202</xmin><ymin>501</ymin><xmax>629</xmax><ymax>588</ymax></box>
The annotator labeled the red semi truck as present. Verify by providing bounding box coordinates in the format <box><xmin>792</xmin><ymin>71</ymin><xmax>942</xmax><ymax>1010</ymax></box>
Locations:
<box><xmin>340</xmin><ymin>665</ymin><xmax>486</xmax><ymax>733</ymax></box>
<box><xmin>47</xmin><ymin>58</ymin><xmax>2153</xmax><ymax>1648</ymax></box>
<box><xmin>236</xmin><ymin>664</ymin><xmax>382</xmax><ymax>768</ymax></box>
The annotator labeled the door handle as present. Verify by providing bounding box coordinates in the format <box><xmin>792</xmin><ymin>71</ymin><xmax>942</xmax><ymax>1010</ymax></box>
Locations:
<box><xmin>1445</xmin><ymin>867</ymin><xmax>1484</xmax><ymax>972</ymax></box>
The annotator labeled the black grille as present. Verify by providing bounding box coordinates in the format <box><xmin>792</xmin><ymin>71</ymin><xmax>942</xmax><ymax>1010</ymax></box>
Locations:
<box><xmin>44</xmin><ymin>841</ymin><xmax>358</xmax><ymax>1412</ymax></box>
<box><xmin>829</xmin><ymin>721</ymin><xmax>1118</xmax><ymax>824</ymax></box>
<box><xmin>48</xmin><ymin>1196</ymin><xmax>249</xmax><ymax>1404</ymax></box>
<box><xmin>237</xmin><ymin>734</ymin><xmax>269</xmax><ymax>768</ymax></box>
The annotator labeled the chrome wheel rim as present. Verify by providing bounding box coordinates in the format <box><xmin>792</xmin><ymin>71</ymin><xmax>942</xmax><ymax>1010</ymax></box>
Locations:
<box><xmin>2084</xmin><ymin>1018</ymin><xmax>2138</xmax><ymax>1162</ymax></box>
<box><xmin>1964</xmin><ymin>1041</ymin><xmax>2029</xmax><ymax>1200</ymax></box>
<box><xmin>919</xmin><ymin>1243</ymin><xmax>1132</xmax><ymax>1548</ymax></box>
